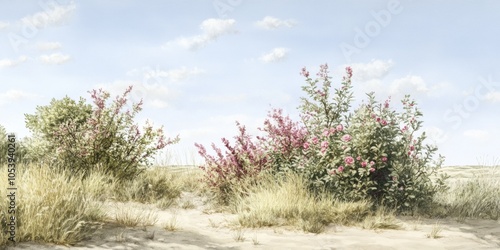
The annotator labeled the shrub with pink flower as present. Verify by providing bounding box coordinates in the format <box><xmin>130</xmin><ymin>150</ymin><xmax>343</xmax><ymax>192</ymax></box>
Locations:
<box><xmin>337</xmin><ymin>165</ymin><xmax>344</xmax><ymax>173</ymax></box>
<box><xmin>344</xmin><ymin>156</ymin><xmax>354</xmax><ymax>165</ymax></box>
<box><xmin>197</xmin><ymin>63</ymin><xmax>447</xmax><ymax>211</ymax></box>
<box><xmin>336</xmin><ymin>124</ymin><xmax>343</xmax><ymax>131</ymax></box>
<box><xmin>341</xmin><ymin>134</ymin><xmax>352</xmax><ymax>142</ymax></box>
<box><xmin>26</xmin><ymin>86</ymin><xmax>178</xmax><ymax>181</ymax></box>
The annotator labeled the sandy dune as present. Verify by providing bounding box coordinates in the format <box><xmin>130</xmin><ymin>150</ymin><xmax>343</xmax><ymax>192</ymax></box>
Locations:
<box><xmin>9</xmin><ymin>194</ymin><xmax>500</xmax><ymax>250</ymax></box>
<box><xmin>7</xmin><ymin>166</ymin><xmax>500</xmax><ymax>250</ymax></box>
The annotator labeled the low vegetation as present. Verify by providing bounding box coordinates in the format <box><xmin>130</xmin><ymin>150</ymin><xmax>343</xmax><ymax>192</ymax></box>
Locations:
<box><xmin>0</xmin><ymin>66</ymin><xmax>499</xmax><ymax>248</ymax></box>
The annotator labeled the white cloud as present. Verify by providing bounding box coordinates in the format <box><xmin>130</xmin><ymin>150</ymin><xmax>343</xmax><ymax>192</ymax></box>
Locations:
<box><xmin>484</xmin><ymin>91</ymin><xmax>500</xmax><ymax>103</ymax></box>
<box><xmin>0</xmin><ymin>56</ymin><xmax>28</xmax><ymax>68</ymax></box>
<box><xmin>197</xmin><ymin>94</ymin><xmax>248</xmax><ymax>103</ymax></box>
<box><xmin>149</xmin><ymin>99</ymin><xmax>169</xmax><ymax>108</ymax></box>
<box><xmin>163</xmin><ymin>18</ymin><xmax>237</xmax><ymax>51</ymax></box>
<box><xmin>390</xmin><ymin>75</ymin><xmax>428</xmax><ymax>96</ymax></box>
<box><xmin>259</xmin><ymin>47</ymin><xmax>289</xmax><ymax>63</ymax></box>
<box><xmin>255</xmin><ymin>16</ymin><xmax>297</xmax><ymax>30</ymax></box>
<box><xmin>144</xmin><ymin>67</ymin><xmax>205</xmax><ymax>82</ymax></box>
<box><xmin>0</xmin><ymin>21</ymin><xmax>10</xmax><ymax>30</ymax></box>
<box><xmin>350</xmin><ymin>59</ymin><xmax>393</xmax><ymax>81</ymax></box>
<box><xmin>21</xmin><ymin>2</ymin><xmax>76</xmax><ymax>29</ymax></box>
<box><xmin>37</xmin><ymin>42</ymin><xmax>62</xmax><ymax>51</ymax></box>
<box><xmin>39</xmin><ymin>53</ymin><xmax>71</xmax><ymax>64</ymax></box>
<box><xmin>95</xmin><ymin>81</ymin><xmax>174</xmax><ymax>109</ymax></box>
<box><xmin>0</xmin><ymin>90</ymin><xmax>39</xmax><ymax>106</ymax></box>
<box><xmin>463</xmin><ymin>129</ymin><xmax>489</xmax><ymax>140</ymax></box>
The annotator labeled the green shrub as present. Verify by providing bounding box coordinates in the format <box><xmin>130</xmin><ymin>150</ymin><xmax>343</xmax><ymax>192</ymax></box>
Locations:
<box><xmin>24</xmin><ymin>86</ymin><xmax>179</xmax><ymax>180</ymax></box>
<box><xmin>296</xmin><ymin>64</ymin><xmax>448</xmax><ymax>211</ymax></box>
<box><xmin>198</xmin><ymin>64</ymin><xmax>448</xmax><ymax>213</ymax></box>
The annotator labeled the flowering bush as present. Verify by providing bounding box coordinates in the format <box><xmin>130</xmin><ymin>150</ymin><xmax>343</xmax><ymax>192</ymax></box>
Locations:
<box><xmin>25</xmin><ymin>96</ymin><xmax>92</xmax><ymax>164</ymax></box>
<box><xmin>25</xmin><ymin>86</ymin><xmax>179</xmax><ymax>180</ymax></box>
<box><xmin>257</xmin><ymin>108</ymin><xmax>308</xmax><ymax>173</ymax></box>
<box><xmin>197</xmin><ymin>63</ymin><xmax>447</xmax><ymax>211</ymax></box>
<box><xmin>195</xmin><ymin>122</ymin><xmax>268</xmax><ymax>204</ymax></box>
<box><xmin>297</xmin><ymin>64</ymin><xmax>447</xmax><ymax>210</ymax></box>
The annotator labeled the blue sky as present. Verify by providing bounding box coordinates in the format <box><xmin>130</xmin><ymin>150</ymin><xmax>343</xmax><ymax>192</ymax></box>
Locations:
<box><xmin>1</xmin><ymin>1</ymin><xmax>499</xmax><ymax>166</ymax></box>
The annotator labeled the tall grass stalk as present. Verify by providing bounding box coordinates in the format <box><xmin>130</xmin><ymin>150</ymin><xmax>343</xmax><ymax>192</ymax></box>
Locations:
<box><xmin>0</xmin><ymin>164</ymin><xmax>105</xmax><ymax>246</ymax></box>
<box><xmin>435</xmin><ymin>165</ymin><xmax>500</xmax><ymax>220</ymax></box>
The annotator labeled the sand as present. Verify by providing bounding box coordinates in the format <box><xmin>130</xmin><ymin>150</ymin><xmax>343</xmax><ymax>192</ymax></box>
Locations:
<box><xmin>8</xmin><ymin>166</ymin><xmax>500</xmax><ymax>250</ymax></box>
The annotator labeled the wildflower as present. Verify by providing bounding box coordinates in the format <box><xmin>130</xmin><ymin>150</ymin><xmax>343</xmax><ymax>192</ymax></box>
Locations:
<box><xmin>361</xmin><ymin>161</ymin><xmax>367</xmax><ymax>167</ymax></box>
<box><xmin>303</xmin><ymin>142</ymin><xmax>310</xmax><ymax>150</ymax></box>
<box><xmin>322</xmin><ymin>129</ymin><xmax>329</xmax><ymax>137</ymax></box>
<box><xmin>401</xmin><ymin>125</ymin><xmax>408</xmax><ymax>132</ymax></box>
<box><xmin>312</xmin><ymin>137</ymin><xmax>319</xmax><ymax>144</ymax></box>
<box><xmin>341</xmin><ymin>134</ymin><xmax>352</xmax><ymax>142</ymax></box>
<box><xmin>320</xmin><ymin>141</ymin><xmax>329</xmax><ymax>153</ymax></box>
<box><xmin>384</xmin><ymin>99</ymin><xmax>390</xmax><ymax>109</ymax></box>
<box><xmin>337</xmin><ymin>165</ymin><xmax>344</xmax><ymax>173</ymax></box>
<box><xmin>380</xmin><ymin>120</ymin><xmax>388</xmax><ymax>126</ymax></box>
<box><xmin>381</xmin><ymin>157</ymin><xmax>387</xmax><ymax>162</ymax></box>
<box><xmin>345</xmin><ymin>66</ymin><xmax>353</xmax><ymax>78</ymax></box>
<box><xmin>410</xmin><ymin>145</ymin><xmax>415</xmax><ymax>151</ymax></box>
<box><xmin>344</xmin><ymin>156</ymin><xmax>354</xmax><ymax>165</ymax></box>
<box><xmin>301</xmin><ymin>67</ymin><xmax>309</xmax><ymax>78</ymax></box>
<box><xmin>328</xmin><ymin>169</ymin><xmax>336</xmax><ymax>175</ymax></box>
<box><xmin>370</xmin><ymin>161</ymin><xmax>375</xmax><ymax>166</ymax></box>
<box><xmin>336</xmin><ymin>124</ymin><xmax>343</xmax><ymax>131</ymax></box>
<box><xmin>369</xmin><ymin>167</ymin><xmax>376</xmax><ymax>173</ymax></box>
<box><xmin>356</xmin><ymin>156</ymin><xmax>361</xmax><ymax>161</ymax></box>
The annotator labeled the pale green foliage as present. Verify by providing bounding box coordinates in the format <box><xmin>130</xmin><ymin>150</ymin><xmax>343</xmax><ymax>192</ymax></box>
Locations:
<box><xmin>24</xmin><ymin>96</ymin><xmax>92</xmax><ymax>163</ymax></box>
<box><xmin>23</xmin><ymin>86</ymin><xmax>178</xmax><ymax>181</ymax></box>
<box><xmin>296</xmin><ymin>65</ymin><xmax>448</xmax><ymax>212</ymax></box>
<box><xmin>0</xmin><ymin>125</ymin><xmax>31</xmax><ymax>164</ymax></box>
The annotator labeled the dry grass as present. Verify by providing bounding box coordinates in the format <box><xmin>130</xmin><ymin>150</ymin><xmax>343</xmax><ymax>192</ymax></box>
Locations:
<box><xmin>162</xmin><ymin>211</ymin><xmax>180</xmax><ymax>231</ymax></box>
<box><xmin>2</xmin><ymin>160</ymin><xmax>498</xmax><ymax>248</ymax></box>
<box><xmin>113</xmin><ymin>206</ymin><xmax>158</xmax><ymax>227</ymax></box>
<box><xmin>0</xmin><ymin>164</ymin><xmax>105</xmax><ymax>246</ymax></box>
<box><xmin>110</xmin><ymin>168</ymin><xmax>183</xmax><ymax>206</ymax></box>
<box><xmin>234</xmin><ymin>172</ymin><xmax>372</xmax><ymax>233</ymax></box>
<box><xmin>360</xmin><ymin>207</ymin><xmax>402</xmax><ymax>230</ymax></box>
<box><xmin>435</xmin><ymin>165</ymin><xmax>500</xmax><ymax>220</ymax></box>
<box><xmin>426</xmin><ymin>222</ymin><xmax>443</xmax><ymax>239</ymax></box>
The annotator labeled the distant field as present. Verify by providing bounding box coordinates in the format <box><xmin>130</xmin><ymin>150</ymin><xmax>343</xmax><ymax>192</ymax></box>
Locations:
<box><xmin>439</xmin><ymin>165</ymin><xmax>500</xmax><ymax>182</ymax></box>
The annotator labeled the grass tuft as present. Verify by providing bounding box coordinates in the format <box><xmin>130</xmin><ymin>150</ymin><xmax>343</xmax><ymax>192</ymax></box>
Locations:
<box><xmin>234</xmin><ymin>172</ymin><xmax>371</xmax><ymax>233</ymax></box>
